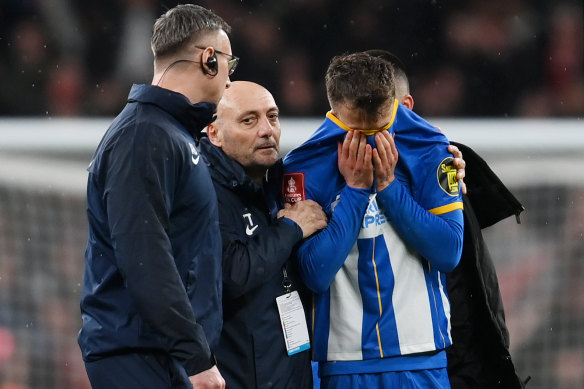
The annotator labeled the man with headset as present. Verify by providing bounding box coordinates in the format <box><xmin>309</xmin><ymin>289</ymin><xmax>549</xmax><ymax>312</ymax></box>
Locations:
<box><xmin>79</xmin><ymin>5</ymin><xmax>238</xmax><ymax>388</ymax></box>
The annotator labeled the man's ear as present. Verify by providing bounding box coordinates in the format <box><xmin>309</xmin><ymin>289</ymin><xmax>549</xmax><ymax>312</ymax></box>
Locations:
<box><xmin>402</xmin><ymin>94</ymin><xmax>414</xmax><ymax>110</ymax></box>
<box><xmin>207</xmin><ymin>123</ymin><xmax>222</xmax><ymax>147</ymax></box>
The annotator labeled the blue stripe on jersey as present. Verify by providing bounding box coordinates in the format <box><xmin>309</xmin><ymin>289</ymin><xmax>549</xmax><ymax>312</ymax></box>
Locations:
<box><xmin>435</xmin><ymin>271</ymin><xmax>451</xmax><ymax>348</ymax></box>
<box><xmin>360</xmin><ymin>235</ymin><xmax>403</xmax><ymax>360</ymax></box>
<box><xmin>424</xmin><ymin>265</ymin><xmax>448</xmax><ymax>349</ymax></box>
<box><xmin>357</xmin><ymin>237</ymin><xmax>391</xmax><ymax>359</ymax></box>
<box><xmin>374</xmin><ymin>235</ymin><xmax>404</xmax><ymax>359</ymax></box>
<box><xmin>440</xmin><ymin>271</ymin><xmax>452</xmax><ymax>344</ymax></box>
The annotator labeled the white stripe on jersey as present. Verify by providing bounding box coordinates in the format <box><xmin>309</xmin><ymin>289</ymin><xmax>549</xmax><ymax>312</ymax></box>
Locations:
<box><xmin>382</xmin><ymin>220</ymin><xmax>436</xmax><ymax>354</ymax></box>
<box><xmin>438</xmin><ymin>272</ymin><xmax>453</xmax><ymax>345</ymax></box>
<box><xmin>328</xmin><ymin>243</ymin><xmax>364</xmax><ymax>360</ymax></box>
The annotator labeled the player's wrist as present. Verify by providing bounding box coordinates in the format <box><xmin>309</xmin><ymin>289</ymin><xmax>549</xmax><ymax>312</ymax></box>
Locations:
<box><xmin>376</xmin><ymin>176</ymin><xmax>395</xmax><ymax>192</ymax></box>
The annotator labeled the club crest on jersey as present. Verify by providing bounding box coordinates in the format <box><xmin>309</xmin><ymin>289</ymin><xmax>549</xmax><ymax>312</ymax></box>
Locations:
<box><xmin>437</xmin><ymin>157</ymin><xmax>459</xmax><ymax>196</ymax></box>
<box><xmin>282</xmin><ymin>173</ymin><xmax>305</xmax><ymax>204</ymax></box>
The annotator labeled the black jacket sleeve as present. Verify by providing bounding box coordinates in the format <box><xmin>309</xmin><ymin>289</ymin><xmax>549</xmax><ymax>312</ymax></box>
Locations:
<box><xmin>216</xmin><ymin>192</ymin><xmax>303</xmax><ymax>299</ymax></box>
<box><xmin>447</xmin><ymin>142</ymin><xmax>527</xmax><ymax>388</ymax></box>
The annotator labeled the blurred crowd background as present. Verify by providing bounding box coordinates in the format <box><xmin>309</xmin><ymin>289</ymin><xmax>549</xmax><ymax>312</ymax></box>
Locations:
<box><xmin>1</xmin><ymin>1</ymin><xmax>584</xmax><ymax>389</ymax></box>
<box><xmin>0</xmin><ymin>0</ymin><xmax>582</xmax><ymax>118</ymax></box>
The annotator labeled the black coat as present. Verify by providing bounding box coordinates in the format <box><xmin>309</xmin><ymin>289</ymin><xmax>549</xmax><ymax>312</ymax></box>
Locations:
<box><xmin>447</xmin><ymin>142</ymin><xmax>528</xmax><ymax>388</ymax></box>
<box><xmin>80</xmin><ymin>85</ymin><xmax>221</xmax><ymax>375</ymax></box>
<box><xmin>199</xmin><ymin>138</ymin><xmax>313</xmax><ymax>389</ymax></box>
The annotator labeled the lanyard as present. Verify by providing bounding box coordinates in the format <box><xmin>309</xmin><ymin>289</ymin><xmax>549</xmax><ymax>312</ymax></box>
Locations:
<box><xmin>281</xmin><ymin>266</ymin><xmax>292</xmax><ymax>295</ymax></box>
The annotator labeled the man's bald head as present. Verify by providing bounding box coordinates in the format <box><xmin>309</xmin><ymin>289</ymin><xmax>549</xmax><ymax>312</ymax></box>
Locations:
<box><xmin>208</xmin><ymin>81</ymin><xmax>281</xmax><ymax>182</ymax></box>
<box><xmin>215</xmin><ymin>81</ymin><xmax>274</xmax><ymax>119</ymax></box>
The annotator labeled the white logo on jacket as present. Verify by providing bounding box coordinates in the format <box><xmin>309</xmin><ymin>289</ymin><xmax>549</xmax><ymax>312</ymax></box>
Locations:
<box><xmin>243</xmin><ymin>213</ymin><xmax>258</xmax><ymax>236</ymax></box>
<box><xmin>189</xmin><ymin>143</ymin><xmax>200</xmax><ymax>165</ymax></box>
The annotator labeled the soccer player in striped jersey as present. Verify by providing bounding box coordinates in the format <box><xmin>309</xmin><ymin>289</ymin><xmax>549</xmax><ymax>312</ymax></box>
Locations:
<box><xmin>367</xmin><ymin>49</ymin><xmax>526</xmax><ymax>388</ymax></box>
<box><xmin>283</xmin><ymin>52</ymin><xmax>464</xmax><ymax>388</ymax></box>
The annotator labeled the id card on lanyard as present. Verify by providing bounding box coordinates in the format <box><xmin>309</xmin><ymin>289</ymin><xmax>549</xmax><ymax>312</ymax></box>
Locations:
<box><xmin>275</xmin><ymin>266</ymin><xmax>310</xmax><ymax>356</ymax></box>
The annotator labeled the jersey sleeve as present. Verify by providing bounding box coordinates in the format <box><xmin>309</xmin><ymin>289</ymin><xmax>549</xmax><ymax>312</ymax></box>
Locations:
<box><xmin>295</xmin><ymin>185</ymin><xmax>371</xmax><ymax>293</ymax></box>
<box><xmin>392</xmin><ymin>105</ymin><xmax>463</xmax><ymax>213</ymax></box>
<box><xmin>285</xmin><ymin>141</ymin><xmax>373</xmax><ymax>292</ymax></box>
<box><xmin>419</xmin><ymin>155</ymin><xmax>464</xmax><ymax>214</ymax></box>
<box><xmin>376</xmin><ymin>179</ymin><xmax>463</xmax><ymax>272</ymax></box>
<box><xmin>380</xmin><ymin>113</ymin><xmax>464</xmax><ymax>272</ymax></box>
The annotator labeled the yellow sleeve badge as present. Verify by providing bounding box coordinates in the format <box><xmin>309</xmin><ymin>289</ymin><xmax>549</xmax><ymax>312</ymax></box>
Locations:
<box><xmin>437</xmin><ymin>157</ymin><xmax>460</xmax><ymax>196</ymax></box>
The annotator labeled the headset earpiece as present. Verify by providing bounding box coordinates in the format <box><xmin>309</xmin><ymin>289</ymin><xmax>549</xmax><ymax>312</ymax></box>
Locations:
<box><xmin>205</xmin><ymin>53</ymin><xmax>218</xmax><ymax>75</ymax></box>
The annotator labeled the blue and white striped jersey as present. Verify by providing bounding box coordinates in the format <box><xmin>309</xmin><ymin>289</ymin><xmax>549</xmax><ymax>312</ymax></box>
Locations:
<box><xmin>283</xmin><ymin>103</ymin><xmax>464</xmax><ymax>375</ymax></box>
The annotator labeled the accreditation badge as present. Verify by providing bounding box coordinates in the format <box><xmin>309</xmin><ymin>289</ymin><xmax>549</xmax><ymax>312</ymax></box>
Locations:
<box><xmin>275</xmin><ymin>291</ymin><xmax>310</xmax><ymax>356</ymax></box>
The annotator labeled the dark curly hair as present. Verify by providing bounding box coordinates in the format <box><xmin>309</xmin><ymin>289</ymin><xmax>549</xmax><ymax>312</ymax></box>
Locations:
<box><xmin>325</xmin><ymin>52</ymin><xmax>396</xmax><ymax>121</ymax></box>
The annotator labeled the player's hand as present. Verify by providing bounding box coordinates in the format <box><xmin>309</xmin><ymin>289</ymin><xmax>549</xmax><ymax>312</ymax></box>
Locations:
<box><xmin>372</xmin><ymin>130</ymin><xmax>399</xmax><ymax>192</ymax></box>
<box><xmin>338</xmin><ymin>131</ymin><xmax>373</xmax><ymax>189</ymax></box>
<box><xmin>189</xmin><ymin>365</ymin><xmax>225</xmax><ymax>389</ymax></box>
<box><xmin>278</xmin><ymin>200</ymin><xmax>327</xmax><ymax>238</ymax></box>
<box><xmin>448</xmin><ymin>144</ymin><xmax>467</xmax><ymax>195</ymax></box>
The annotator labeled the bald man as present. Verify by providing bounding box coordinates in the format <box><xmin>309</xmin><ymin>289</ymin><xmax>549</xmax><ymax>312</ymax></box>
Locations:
<box><xmin>198</xmin><ymin>81</ymin><xmax>327</xmax><ymax>389</ymax></box>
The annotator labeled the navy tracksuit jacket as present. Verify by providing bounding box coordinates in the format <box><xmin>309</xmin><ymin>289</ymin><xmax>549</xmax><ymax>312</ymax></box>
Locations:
<box><xmin>199</xmin><ymin>137</ymin><xmax>313</xmax><ymax>389</ymax></box>
<box><xmin>79</xmin><ymin>84</ymin><xmax>222</xmax><ymax>377</ymax></box>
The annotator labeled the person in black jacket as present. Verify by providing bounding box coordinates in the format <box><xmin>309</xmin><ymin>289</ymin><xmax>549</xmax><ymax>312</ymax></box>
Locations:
<box><xmin>366</xmin><ymin>49</ymin><xmax>527</xmax><ymax>388</ymax></box>
<box><xmin>198</xmin><ymin>81</ymin><xmax>328</xmax><ymax>389</ymax></box>
<box><xmin>79</xmin><ymin>5</ymin><xmax>237</xmax><ymax>389</ymax></box>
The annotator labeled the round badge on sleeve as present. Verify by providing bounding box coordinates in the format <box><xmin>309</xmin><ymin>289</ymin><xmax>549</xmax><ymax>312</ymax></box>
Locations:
<box><xmin>437</xmin><ymin>157</ymin><xmax>460</xmax><ymax>196</ymax></box>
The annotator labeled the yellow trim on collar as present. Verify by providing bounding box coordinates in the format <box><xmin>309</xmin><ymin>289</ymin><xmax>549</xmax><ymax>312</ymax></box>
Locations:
<box><xmin>428</xmin><ymin>201</ymin><xmax>464</xmax><ymax>215</ymax></box>
<box><xmin>326</xmin><ymin>99</ymin><xmax>399</xmax><ymax>135</ymax></box>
